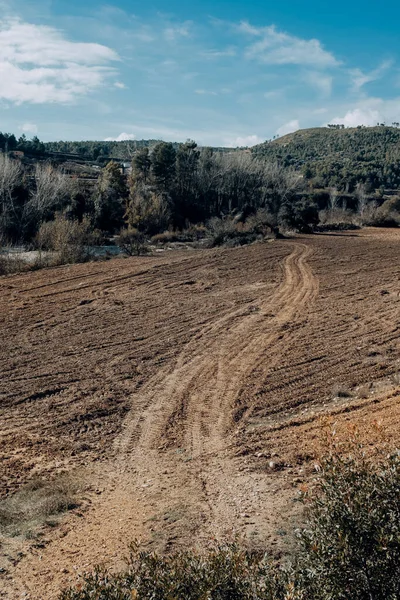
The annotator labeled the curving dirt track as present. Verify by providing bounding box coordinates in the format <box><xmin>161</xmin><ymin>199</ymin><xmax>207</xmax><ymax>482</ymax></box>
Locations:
<box><xmin>1</xmin><ymin>229</ymin><xmax>400</xmax><ymax>598</ymax></box>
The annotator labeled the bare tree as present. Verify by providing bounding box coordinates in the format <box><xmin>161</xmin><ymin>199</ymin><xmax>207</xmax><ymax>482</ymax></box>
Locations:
<box><xmin>0</xmin><ymin>153</ymin><xmax>24</xmax><ymax>241</ymax></box>
<box><xmin>212</xmin><ymin>152</ymin><xmax>263</xmax><ymax>213</ymax></box>
<box><xmin>260</xmin><ymin>161</ymin><xmax>302</xmax><ymax>218</ymax></box>
<box><xmin>328</xmin><ymin>187</ymin><xmax>339</xmax><ymax>211</ymax></box>
<box><xmin>0</xmin><ymin>153</ymin><xmax>22</xmax><ymax>203</ymax></box>
<box><xmin>24</xmin><ymin>164</ymin><xmax>71</xmax><ymax>227</ymax></box>
<box><xmin>355</xmin><ymin>182</ymin><xmax>367</xmax><ymax>222</ymax></box>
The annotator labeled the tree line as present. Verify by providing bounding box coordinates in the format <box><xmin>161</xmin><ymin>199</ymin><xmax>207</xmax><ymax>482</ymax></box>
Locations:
<box><xmin>2</xmin><ymin>134</ymin><xmax>399</xmax><ymax>250</ymax></box>
<box><xmin>1</xmin><ymin>140</ymin><xmax>314</xmax><ymax>246</ymax></box>
<box><xmin>0</xmin><ymin>132</ymin><xmax>46</xmax><ymax>156</ymax></box>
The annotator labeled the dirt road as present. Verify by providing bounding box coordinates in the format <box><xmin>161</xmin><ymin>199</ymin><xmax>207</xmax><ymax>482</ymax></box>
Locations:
<box><xmin>1</xmin><ymin>229</ymin><xmax>400</xmax><ymax>598</ymax></box>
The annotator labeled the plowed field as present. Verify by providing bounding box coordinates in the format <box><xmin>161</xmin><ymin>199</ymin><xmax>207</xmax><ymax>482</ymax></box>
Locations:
<box><xmin>1</xmin><ymin>228</ymin><xmax>400</xmax><ymax>598</ymax></box>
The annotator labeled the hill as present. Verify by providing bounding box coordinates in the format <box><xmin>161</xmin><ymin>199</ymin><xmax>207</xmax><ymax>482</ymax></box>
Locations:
<box><xmin>252</xmin><ymin>126</ymin><xmax>400</xmax><ymax>192</ymax></box>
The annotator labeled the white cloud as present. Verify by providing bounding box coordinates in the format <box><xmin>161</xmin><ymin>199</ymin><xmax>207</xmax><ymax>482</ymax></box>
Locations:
<box><xmin>164</xmin><ymin>21</ymin><xmax>192</xmax><ymax>42</ymax></box>
<box><xmin>114</xmin><ymin>81</ymin><xmax>126</xmax><ymax>89</ymax></box>
<box><xmin>195</xmin><ymin>89</ymin><xmax>218</xmax><ymax>96</ymax></box>
<box><xmin>226</xmin><ymin>134</ymin><xmax>263</xmax><ymax>147</ymax></box>
<box><xmin>238</xmin><ymin>21</ymin><xmax>339</xmax><ymax>68</ymax></box>
<box><xmin>327</xmin><ymin>96</ymin><xmax>400</xmax><ymax>127</ymax></box>
<box><xmin>349</xmin><ymin>60</ymin><xmax>393</xmax><ymax>92</ymax></box>
<box><xmin>0</xmin><ymin>18</ymin><xmax>119</xmax><ymax>104</ymax></box>
<box><xmin>19</xmin><ymin>122</ymin><xmax>38</xmax><ymax>134</ymax></box>
<box><xmin>104</xmin><ymin>132</ymin><xmax>136</xmax><ymax>141</ymax></box>
<box><xmin>276</xmin><ymin>119</ymin><xmax>300</xmax><ymax>136</ymax></box>
<box><xmin>103</xmin><ymin>124</ymin><xmax>262</xmax><ymax>147</ymax></box>
<box><xmin>200</xmin><ymin>47</ymin><xmax>236</xmax><ymax>59</ymax></box>
<box><xmin>264</xmin><ymin>89</ymin><xmax>283</xmax><ymax>99</ymax></box>
<box><xmin>304</xmin><ymin>71</ymin><xmax>332</xmax><ymax>96</ymax></box>
<box><xmin>329</xmin><ymin>107</ymin><xmax>382</xmax><ymax>127</ymax></box>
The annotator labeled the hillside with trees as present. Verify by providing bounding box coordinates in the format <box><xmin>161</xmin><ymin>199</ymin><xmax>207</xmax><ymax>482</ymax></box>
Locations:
<box><xmin>252</xmin><ymin>125</ymin><xmax>400</xmax><ymax>192</ymax></box>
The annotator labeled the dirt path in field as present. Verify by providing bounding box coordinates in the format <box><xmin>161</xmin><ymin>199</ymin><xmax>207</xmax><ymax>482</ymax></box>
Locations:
<box><xmin>115</xmin><ymin>242</ymin><xmax>317</xmax><ymax>457</ymax></box>
<box><xmin>1</xmin><ymin>230</ymin><xmax>400</xmax><ymax>599</ymax></box>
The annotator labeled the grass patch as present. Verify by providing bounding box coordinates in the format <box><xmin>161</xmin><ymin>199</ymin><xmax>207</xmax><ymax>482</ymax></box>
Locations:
<box><xmin>0</xmin><ymin>473</ymin><xmax>82</xmax><ymax>538</ymax></box>
<box><xmin>0</xmin><ymin>252</ymin><xmax>30</xmax><ymax>275</ymax></box>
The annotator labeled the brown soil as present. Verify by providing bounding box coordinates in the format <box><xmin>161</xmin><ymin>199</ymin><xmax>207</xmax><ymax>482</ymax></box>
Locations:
<box><xmin>1</xmin><ymin>228</ymin><xmax>400</xmax><ymax>598</ymax></box>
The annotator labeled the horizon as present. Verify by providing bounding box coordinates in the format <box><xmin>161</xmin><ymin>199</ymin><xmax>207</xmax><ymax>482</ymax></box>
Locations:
<box><xmin>21</xmin><ymin>124</ymin><xmax>400</xmax><ymax>149</ymax></box>
<box><xmin>1</xmin><ymin>0</ymin><xmax>400</xmax><ymax>146</ymax></box>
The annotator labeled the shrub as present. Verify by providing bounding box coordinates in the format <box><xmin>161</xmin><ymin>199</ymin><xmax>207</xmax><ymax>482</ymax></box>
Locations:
<box><xmin>36</xmin><ymin>214</ymin><xmax>94</xmax><ymax>264</ymax></box>
<box><xmin>0</xmin><ymin>251</ymin><xmax>29</xmax><ymax>275</ymax></box>
<box><xmin>277</xmin><ymin>199</ymin><xmax>319</xmax><ymax>233</ymax></box>
<box><xmin>363</xmin><ymin>197</ymin><xmax>400</xmax><ymax>227</ymax></box>
<box><xmin>318</xmin><ymin>207</ymin><xmax>358</xmax><ymax>230</ymax></box>
<box><xmin>60</xmin><ymin>543</ymin><xmax>290</xmax><ymax>600</ymax></box>
<box><xmin>60</xmin><ymin>435</ymin><xmax>400</xmax><ymax>600</ymax></box>
<box><xmin>245</xmin><ymin>209</ymin><xmax>280</xmax><ymax>237</ymax></box>
<box><xmin>150</xmin><ymin>226</ymin><xmax>207</xmax><ymax>245</ymax></box>
<box><xmin>150</xmin><ymin>231</ymin><xmax>181</xmax><ymax>245</ymax></box>
<box><xmin>116</xmin><ymin>228</ymin><xmax>149</xmax><ymax>256</ymax></box>
<box><xmin>126</xmin><ymin>183</ymin><xmax>170</xmax><ymax>235</ymax></box>
<box><xmin>296</xmin><ymin>444</ymin><xmax>400</xmax><ymax>600</ymax></box>
<box><xmin>206</xmin><ymin>217</ymin><xmax>259</xmax><ymax>248</ymax></box>
<box><xmin>207</xmin><ymin>212</ymin><xmax>282</xmax><ymax>247</ymax></box>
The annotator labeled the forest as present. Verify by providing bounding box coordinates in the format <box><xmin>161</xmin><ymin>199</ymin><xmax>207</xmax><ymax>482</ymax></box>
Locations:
<box><xmin>1</xmin><ymin>126</ymin><xmax>400</xmax><ymax>266</ymax></box>
<box><xmin>253</xmin><ymin>125</ymin><xmax>400</xmax><ymax>191</ymax></box>
<box><xmin>0</xmin><ymin>138</ymin><xmax>311</xmax><ymax>245</ymax></box>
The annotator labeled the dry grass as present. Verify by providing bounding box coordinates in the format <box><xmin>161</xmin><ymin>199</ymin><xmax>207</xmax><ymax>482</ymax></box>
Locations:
<box><xmin>0</xmin><ymin>252</ymin><xmax>30</xmax><ymax>276</ymax></box>
<box><xmin>0</xmin><ymin>473</ymin><xmax>82</xmax><ymax>538</ymax></box>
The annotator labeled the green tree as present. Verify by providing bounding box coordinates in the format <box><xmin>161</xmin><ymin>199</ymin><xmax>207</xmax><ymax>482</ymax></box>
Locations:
<box><xmin>174</xmin><ymin>140</ymin><xmax>200</xmax><ymax>224</ymax></box>
<box><xmin>94</xmin><ymin>161</ymin><xmax>127</xmax><ymax>232</ymax></box>
<box><xmin>151</xmin><ymin>142</ymin><xmax>176</xmax><ymax>190</ymax></box>
<box><xmin>132</xmin><ymin>147</ymin><xmax>151</xmax><ymax>183</ymax></box>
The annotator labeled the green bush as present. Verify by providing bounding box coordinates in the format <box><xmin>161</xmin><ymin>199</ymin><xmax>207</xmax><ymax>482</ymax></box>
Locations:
<box><xmin>60</xmin><ymin>442</ymin><xmax>400</xmax><ymax>600</ymax></box>
<box><xmin>296</xmin><ymin>449</ymin><xmax>400</xmax><ymax>600</ymax></box>
<box><xmin>60</xmin><ymin>543</ymin><xmax>290</xmax><ymax>600</ymax></box>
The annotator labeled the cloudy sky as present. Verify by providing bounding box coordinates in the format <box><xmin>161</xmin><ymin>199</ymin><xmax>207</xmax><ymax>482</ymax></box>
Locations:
<box><xmin>1</xmin><ymin>0</ymin><xmax>400</xmax><ymax>146</ymax></box>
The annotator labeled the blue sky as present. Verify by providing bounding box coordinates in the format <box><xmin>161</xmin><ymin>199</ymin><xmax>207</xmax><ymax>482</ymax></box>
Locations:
<box><xmin>1</xmin><ymin>0</ymin><xmax>400</xmax><ymax>146</ymax></box>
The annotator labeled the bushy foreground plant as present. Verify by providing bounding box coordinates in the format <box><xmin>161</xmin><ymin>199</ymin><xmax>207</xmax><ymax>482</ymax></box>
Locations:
<box><xmin>296</xmin><ymin>433</ymin><xmax>400</xmax><ymax>600</ymax></box>
<box><xmin>60</xmin><ymin>543</ymin><xmax>291</xmax><ymax>600</ymax></box>
<box><xmin>116</xmin><ymin>228</ymin><xmax>149</xmax><ymax>256</ymax></box>
<box><xmin>36</xmin><ymin>214</ymin><xmax>96</xmax><ymax>264</ymax></box>
<box><xmin>60</xmin><ymin>438</ymin><xmax>400</xmax><ymax>600</ymax></box>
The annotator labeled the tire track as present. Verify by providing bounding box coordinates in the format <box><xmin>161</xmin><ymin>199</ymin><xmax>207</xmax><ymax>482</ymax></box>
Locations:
<box><xmin>114</xmin><ymin>243</ymin><xmax>318</xmax><ymax>458</ymax></box>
